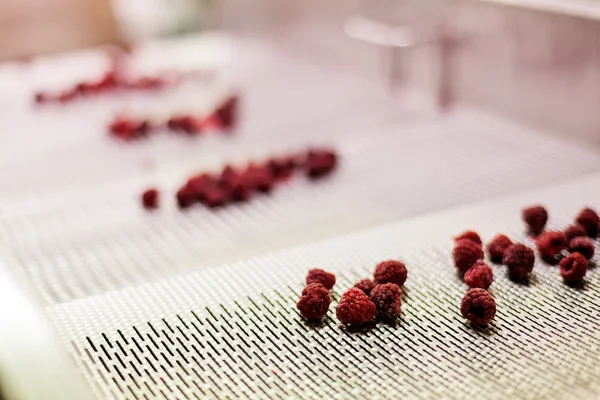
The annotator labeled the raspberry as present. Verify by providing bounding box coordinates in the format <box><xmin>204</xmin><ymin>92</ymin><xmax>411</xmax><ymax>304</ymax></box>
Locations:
<box><xmin>354</xmin><ymin>279</ymin><xmax>376</xmax><ymax>296</ymax></box>
<box><xmin>304</xmin><ymin>149</ymin><xmax>338</xmax><ymax>179</ymax></box>
<box><xmin>306</xmin><ymin>269</ymin><xmax>336</xmax><ymax>290</ymax></box>
<box><xmin>370</xmin><ymin>283</ymin><xmax>402</xmax><ymax>320</ymax></box>
<box><xmin>244</xmin><ymin>164</ymin><xmax>275</xmax><ymax>193</ymax></box>
<box><xmin>199</xmin><ymin>185</ymin><xmax>229</xmax><ymax>208</ymax></box>
<box><xmin>214</xmin><ymin>95</ymin><xmax>239</xmax><ymax>130</ymax></box>
<box><xmin>453</xmin><ymin>230</ymin><xmax>482</xmax><ymax>245</ymax></box>
<box><xmin>503</xmin><ymin>243</ymin><xmax>535</xmax><ymax>281</ymax></box>
<box><xmin>109</xmin><ymin>117</ymin><xmax>150</xmax><ymax>141</ymax></box>
<box><xmin>373</xmin><ymin>260</ymin><xmax>408</xmax><ymax>287</ymax></box>
<box><xmin>296</xmin><ymin>283</ymin><xmax>331</xmax><ymax>320</ymax></box>
<box><xmin>464</xmin><ymin>260</ymin><xmax>493</xmax><ymax>289</ymax></box>
<box><xmin>141</xmin><ymin>188</ymin><xmax>159</xmax><ymax>210</ymax></box>
<box><xmin>575</xmin><ymin>208</ymin><xmax>599</xmax><ymax>237</ymax></box>
<box><xmin>567</xmin><ymin>237</ymin><xmax>595</xmax><ymax>260</ymax></box>
<box><xmin>460</xmin><ymin>288</ymin><xmax>496</xmax><ymax>326</ymax></box>
<box><xmin>176</xmin><ymin>185</ymin><xmax>197</xmax><ymax>209</ymax></box>
<box><xmin>535</xmin><ymin>231</ymin><xmax>567</xmax><ymax>262</ymax></box>
<box><xmin>487</xmin><ymin>234</ymin><xmax>513</xmax><ymax>263</ymax></box>
<box><xmin>452</xmin><ymin>240</ymin><xmax>484</xmax><ymax>274</ymax></box>
<box><xmin>522</xmin><ymin>205</ymin><xmax>548</xmax><ymax>236</ymax></box>
<box><xmin>336</xmin><ymin>288</ymin><xmax>376</xmax><ymax>325</ymax></box>
<box><xmin>559</xmin><ymin>252</ymin><xmax>588</xmax><ymax>283</ymax></box>
<box><xmin>268</xmin><ymin>155</ymin><xmax>298</xmax><ymax>181</ymax></box>
<box><xmin>564</xmin><ymin>224</ymin><xmax>587</xmax><ymax>242</ymax></box>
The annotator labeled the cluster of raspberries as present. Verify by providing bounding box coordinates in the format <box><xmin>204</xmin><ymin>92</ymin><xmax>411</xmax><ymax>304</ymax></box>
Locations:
<box><xmin>109</xmin><ymin>95</ymin><xmax>238</xmax><ymax>141</ymax></box>
<box><xmin>452</xmin><ymin>232</ymin><xmax>497</xmax><ymax>326</ymax></box>
<box><xmin>296</xmin><ymin>260</ymin><xmax>407</xmax><ymax>326</ymax></box>
<box><xmin>34</xmin><ymin>69</ymin><xmax>175</xmax><ymax>106</ymax></box>
<box><xmin>456</xmin><ymin>205</ymin><xmax>598</xmax><ymax>325</ymax></box>
<box><xmin>141</xmin><ymin>148</ymin><xmax>338</xmax><ymax>210</ymax></box>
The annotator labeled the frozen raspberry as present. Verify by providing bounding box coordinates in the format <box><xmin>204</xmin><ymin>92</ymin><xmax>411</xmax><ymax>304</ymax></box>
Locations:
<box><xmin>303</xmin><ymin>149</ymin><xmax>338</xmax><ymax>179</ymax></box>
<box><xmin>452</xmin><ymin>240</ymin><xmax>484</xmax><ymax>274</ymax></box>
<box><xmin>559</xmin><ymin>252</ymin><xmax>588</xmax><ymax>283</ymax></box>
<box><xmin>306</xmin><ymin>269</ymin><xmax>336</xmax><ymax>290</ymax></box>
<box><xmin>296</xmin><ymin>283</ymin><xmax>331</xmax><ymax>321</ymax></box>
<box><xmin>267</xmin><ymin>155</ymin><xmax>298</xmax><ymax>181</ymax></box>
<box><xmin>141</xmin><ymin>188</ymin><xmax>159</xmax><ymax>210</ymax></box>
<box><xmin>535</xmin><ymin>231</ymin><xmax>567</xmax><ymax>262</ymax></box>
<box><xmin>564</xmin><ymin>224</ymin><xmax>587</xmax><ymax>242</ymax></box>
<box><xmin>503</xmin><ymin>243</ymin><xmax>535</xmax><ymax>281</ymax></box>
<box><xmin>176</xmin><ymin>185</ymin><xmax>197</xmax><ymax>209</ymax></box>
<box><xmin>199</xmin><ymin>185</ymin><xmax>229</xmax><ymax>208</ymax></box>
<box><xmin>244</xmin><ymin>164</ymin><xmax>275</xmax><ymax>193</ymax></box>
<box><xmin>453</xmin><ymin>230</ymin><xmax>482</xmax><ymax>245</ymax></box>
<box><xmin>522</xmin><ymin>205</ymin><xmax>548</xmax><ymax>236</ymax></box>
<box><xmin>354</xmin><ymin>279</ymin><xmax>376</xmax><ymax>296</ymax></box>
<box><xmin>487</xmin><ymin>234</ymin><xmax>513</xmax><ymax>263</ymax></box>
<box><xmin>370</xmin><ymin>283</ymin><xmax>402</xmax><ymax>320</ymax></box>
<box><xmin>464</xmin><ymin>260</ymin><xmax>493</xmax><ymax>289</ymax></box>
<box><xmin>336</xmin><ymin>288</ymin><xmax>376</xmax><ymax>325</ymax></box>
<box><xmin>567</xmin><ymin>237</ymin><xmax>595</xmax><ymax>260</ymax></box>
<box><xmin>460</xmin><ymin>288</ymin><xmax>496</xmax><ymax>326</ymax></box>
<box><xmin>214</xmin><ymin>95</ymin><xmax>239</xmax><ymax>130</ymax></box>
<box><xmin>373</xmin><ymin>260</ymin><xmax>408</xmax><ymax>287</ymax></box>
<box><xmin>575</xmin><ymin>208</ymin><xmax>599</xmax><ymax>237</ymax></box>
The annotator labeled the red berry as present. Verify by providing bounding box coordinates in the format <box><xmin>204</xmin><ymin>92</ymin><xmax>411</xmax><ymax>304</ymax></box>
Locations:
<box><xmin>306</xmin><ymin>269</ymin><xmax>336</xmax><ymax>290</ymax></box>
<box><xmin>567</xmin><ymin>237</ymin><xmax>595</xmax><ymax>260</ymax></box>
<box><xmin>303</xmin><ymin>149</ymin><xmax>338</xmax><ymax>179</ymax></box>
<box><xmin>575</xmin><ymin>208</ymin><xmax>599</xmax><ymax>237</ymax></box>
<box><xmin>564</xmin><ymin>224</ymin><xmax>587</xmax><ymax>242</ymax></box>
<box><xmin>487</xmin><ymin>234</ymin><xmax>513</xmax><ymax>263</ymax></box>
<box><xmin>214</xmin><ymin>95</ymin><xmax>239</xmax><ymax>130</ymax></box>
<box><xmin>464</xmin><ymin>260</ymin><xmax>493</xmax><ymax>289</ymax></box>
<box><xmin>503</xmin><ymin>243</ymin><xmax>535</xmax><ymax>281</ymax></box>
<box><xmin>522</xmin><ymin>205</ymin><xmax>548</xmax><ymax>236</ymax></box>
<box><xmin>141</xmin><ymin>188</ymin><xmax>159</xmax><ymax>210</ymax></box>
<box><xmin>244</xmin><ymin>164</ymin><xmax>275</xmax><ymax>193</ymax></box>
<box><xmin>559</xmin><ymin>252</ymin><xmax>588</xmax><ymax>283</ymax></box>
<box><xmin>373</xmin><ymin>260</ymin><xmax>408</xmax><ymax>287</ymax></box>
<box><xmin>370</xmin><ymin>283</ymin><xmax>402</xmax><ymax>320</ymax></box>
<box><xmin>336</xmin><ymin>288</ymin><xmax>376</xmax><ymax>325</ymax></box>
<box><xmin>296</xmin><ymin>283</ymin><xmax>331</xmax><ymax>321</ymax></box>
<box><xmin>354</xmin><ymin>279</ymin><xmax>376</xmax><ymax>296</ymax></box>
<box><xmin>176</xmin><ymin>185</ymin><xmax>197</xmax><ymax>209</ymax></box>
<box><xmin>460</xmin><ymin>288</ymin><xmax>496</xmax><ymax>326</ymax></box>
<box><xmin>200</xmin><ymin>185</ymin><xmax>229</xmax><ymax>208</ymax></box>
<box><xmin>267</xmin><ymin>155</ymin><xmax>298</xmax><ymax>181</ymax></box>
<box><xmin>452</xmin><ymin>240</ymin><xmax>484</xmax><ymax>274</ymax></box>
<box><xmin>453</xmin><ymin>230</ymin><xmax>482</xmax><ymax>245</ymax></box>
<box><xmin>535</xmin><ymin>231</ymin><xmax>567</xmax><ymax>262</ymax></box>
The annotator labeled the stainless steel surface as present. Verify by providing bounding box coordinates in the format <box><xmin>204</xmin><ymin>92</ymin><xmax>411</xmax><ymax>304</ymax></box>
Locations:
<box><xmin>47</xmin><ymin>174</ymin><xmax>600</xmax><ymax>399</ymax></box>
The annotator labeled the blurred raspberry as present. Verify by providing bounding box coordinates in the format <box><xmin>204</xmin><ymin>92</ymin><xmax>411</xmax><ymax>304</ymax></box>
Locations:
<box><xmin>214</xmin><ymin>94</ymin><xmax>239</xmax><ymax>130</ymax></box>
<box><xmin>176</xmin><ymin>185</ymin><xmax>197</xmax><ymax>209</ymax></box>
<box><xmin>296</xmin><ymin>283</ymin><xmax>331</xmax><ymax>321</ymax></box>
<box><xmin>141</xmin><ymin>188</ymin><xmax>159</xmax><ymax>210</ymax></box>
<box><xmin>267</xmin><ymin>155</ymin><xmax>298</xmax><ymax>181</ymax></box>
<box><xmin>453</xmin><ymin>240</ymin><xmax>484</xmax><ymax>274</ymax></box>
<box><xmin>306</xmin><ymin>269</ymin><xmax>336</xmax><ymax>290</ymax></box>
<box><xmin>535</xmin><ymin>231</ymin><xmax>567</xmax><ymax>262</ymax></box>
<box><xmin>564</xmin><ymin>224</ymin><xmax>587</xmax><ymax>242</ymax></box>
<box><xmin>109</xmin><ymin>117</ymin><xmax>150</xmax><ymax>141</ymax></box>
<box><xmin>503</xmin><ymin>243</ymin><xmax>535</xmax><ymax>281</ymax></box>
<box><xmin>303</xmin><ymin>149</ymin><xmax>338</xmax><ymax>179</ymax></box>
<box><xmin>199</xmin><ymin>185</ymin><xmax>229</xmax><ymax>208</ymax></box>
<box><xmin>567</xmin><ymin>237</ymin><xmax>595</xmax><ymax>260</ymax></box>
<box><xmin>354</xmin><ymin>279</ymin><xmax>376</xmax><ymax>296</ymax></box>
<box><xmin>522</xmin><ymin>205</ymin><xmax>548</xmax><ymax>236</ymax></box>
<box><xmin>464</xmin><ymin>260</ymin><xmax>493</xmax><ymax>289</ymax></box>
<box><xmin>575</xmin><ymin>208</ymin><xmax>599</xmax><ymax>237</ymax></box>
<box><xmin>370</xmin><ymin>283</ymin><xmax>402</xmax><ymax>320</ymax></box>
<box><xmin>487</xmin><ymin>234</ymin><xmax>513</xmax><ymax>263</ymax></box>
<box><xmin>336</xmin><ymin>288</ymin><xmax>376</xmax><ymax>325</ymax></box>
<box><xmin>453</xmin><ymin>230</ymin><xmax>482</xmax><ymax>245</ymax></box>
<box><xmin>244</xmin><ymin>164</ymin><xmax>275</xmax><ymax>193</ymax></box>
<box><xmin>560</xmin><ymin>252</ymin><xmax>588</xmax><ymax>283</ymax></box>
<box><xmin>460</xmin><ymin>288</ymin><xmax>496</xmax><ymax>326</ymax></box>
<box><xmin>374</xmin><ymin>260</ymin><xmax>408</xmax><ymax>287</ymax></box>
